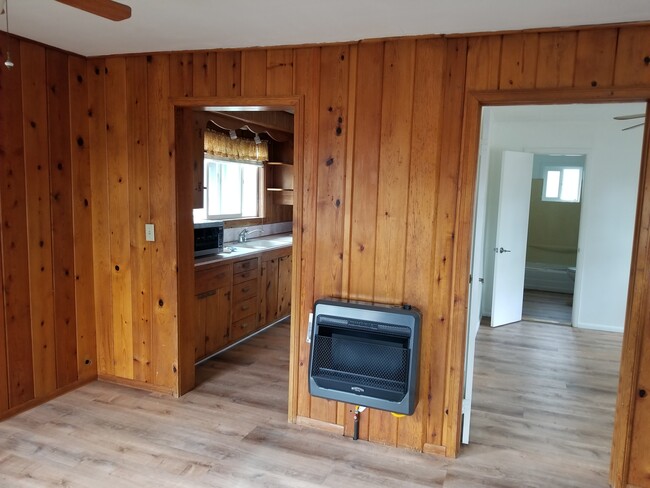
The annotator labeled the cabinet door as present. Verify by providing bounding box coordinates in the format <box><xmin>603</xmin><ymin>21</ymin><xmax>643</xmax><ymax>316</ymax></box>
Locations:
<box><xmin>194</xmin><ymin>291</ymin><xmax>214</xmax><ymax>360</ymax></box>
<box><xmin>260</xmin><ymin>257</ymin><xmax>279</xmax><ymax>325</ymax></box>
<box><xmin>205</xmin><ymin>287</ymin><xmax>231</xmax><ymax>354</ymax></box>
<box><xmin>277</xmin><ymin>254</ymin><xmax>292</xmax><ymax>318</ymax></box>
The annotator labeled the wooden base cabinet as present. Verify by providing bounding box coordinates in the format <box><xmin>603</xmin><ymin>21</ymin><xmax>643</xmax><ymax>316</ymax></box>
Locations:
<box><xmin>194</xmin><ymin>247</ymin><xmax>292</xmax><ymax>362</ymax></box>
<box><xmin>194</xmin><ymin>263</ymin><xmax>233</xmax><ymax>361</ymax></box>
<box><xmin>260</xmin><ymin>249</ymin><xmax>292</xmax><ymax>325</ymax></box>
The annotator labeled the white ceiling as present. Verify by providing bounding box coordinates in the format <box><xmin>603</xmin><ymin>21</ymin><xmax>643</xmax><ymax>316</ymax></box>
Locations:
<box><xmin>2</xmin><ymin>0</ymin><xmax>650</xmax><ymax>57</ymax></box>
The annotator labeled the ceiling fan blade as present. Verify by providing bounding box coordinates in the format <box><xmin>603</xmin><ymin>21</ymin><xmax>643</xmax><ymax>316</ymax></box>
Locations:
<box><xmin>623</xmin><ymin>122</ymin><xmax>645</xmax><ymax>131</ymax></box>
<box><xmin>55</xmin><ymin>0</ymin><xmax>131</xmax><ymax>21</ymax></box>
<box><xmin>614</xmin><ymin>113</ymin><xmax>646</xmax><ymax>120</ymax></box>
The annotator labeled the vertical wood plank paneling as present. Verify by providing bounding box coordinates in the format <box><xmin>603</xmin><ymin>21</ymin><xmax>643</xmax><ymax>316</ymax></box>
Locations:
<box><xmin>88</xmin><ymin>58</ymin><xmax>114</xmax><ymax>376</ymax></box>
<box><xmin>343</xmin><ymin>41</ymin><xmax>384</xmax><ymax>440</ymax></box>
<box><xmin>47</xmin><ymin>49</ymin><xmax>79</xmax><ymax>388</ymax></box>
<box><xmin>21</xmin><ymin>42</ymin><xmax>57</xmax><ymax>398</ymax></box>
<box><xmin>574</xmin><ymin>29</ymin><xmax>617</xmax><ymax>88</ymax></box>
<box><xmin>293</xmin><ymin>47</ymin><xmax>321</xmax><ymax>420</ymax></box>
<box><xmin>175</xmin><ymin>107</ymin><xmax>198</xmax><ymax>395</ymax></box>
<box><xmin>433</xmin><ymin>38</ymin><xmax>468</xmax><ymax>454</ymax></box>
<box><xmin>0</xmin><ymin>249</ymin><xmax>6</xmax><ymax>412</ymax></box>
<box><xmin>105</xmin><ymin>57</ymin><xmax>133</xmax><ymax>379</ymax></box>
<box><xmin>614</xmin><ymin>26</ymin><xmax>650</xmax><ymax>87</ymax></box>
<box><xmin>241</xmin><ymin>50</ymin><xmax>268</xmax><ymax>96</ymax></box>
<box><xmin>169</xmin><ymin>53</ymin><xmax>193</xmax><ymax>98</ymax></box>
<box><xmin>499</xmin><ymin>33</ymin><xmax>539</xmax><ymax>89</ymax></box>
<box><xmin>267</xmin><ymin>49</ymin><xmax>294</xmax><ymax>96</ymax></box>
<box><xmin>0</xmin><ymin>39</ymin><xmax>34</xmax><ymax>407</ymax></box>
<box><xmin>147</xmin><ymin>54</ymin><xmax>179</xmax><ymax>391</ymax></box>
<box><xmin>216</xmin><ymin>51</ymin><xmax>241</xmax><ymax>97</ymax></box>
<box><xmin>309</xmin><ymin>45</ymin><xmax>350</xmax><ymax>424</ymax></box>
<box><xmin>368</xmin><ymin>39</ymin><xmax>416</xmax><ymax>447</ymax></box>
<box><xmin>535</xmin><ymin>31</ymin><xmax>577</xmax><ymax>88</ymax></box>
<box><xmin>126</xmin><ymin>56</ymin><xmax>152</xmax><ymax>383</ymax></box>
<box><xmin>68</xmin><ymin>55</ymin><xmax>97</xmax><ymax>381</ymax></box>
<box><xmin>397</xmin><ymin>37</ymin><xmax>448</xmax><ymax>451</ymax></box>
<box><xmin>192</xmin><ymin>52</ymin><xmax>217</xmax><ymax>97</ymax></box>
<box><xmin>348</xmin><ymin>42</ymin><xmax>384</xmax><ymax>305</ymax></box>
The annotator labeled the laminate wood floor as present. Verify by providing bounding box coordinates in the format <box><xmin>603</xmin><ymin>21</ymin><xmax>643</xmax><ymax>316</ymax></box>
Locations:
<box><xmin>522</xmin><ymin>289</ymin><xmax>573</xmax><ymax>325</ymax></box>
<box><xmin>0</xmin><ymin>320</ymin><xmax>622</xmax><ymax>487</ymax></box>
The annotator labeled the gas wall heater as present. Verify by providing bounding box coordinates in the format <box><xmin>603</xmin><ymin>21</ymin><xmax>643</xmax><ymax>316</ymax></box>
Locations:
<box><xmin>308</xmin><ymin>298</ymin><xmax>421</xmax><ymax>415</ymax></box>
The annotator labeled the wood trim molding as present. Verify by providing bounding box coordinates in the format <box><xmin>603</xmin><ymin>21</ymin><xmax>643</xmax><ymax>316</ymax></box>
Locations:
<box><xmin>98</xmin><ymin>374</ymin><xmax>176</xmax><ymax>395</ymax></box>
<box><xmin>296</xmin><ymin>415</ymin><xmax>345</xmax><ymax>434</ymax></box>
<box><xmin>447</xmin><ymin>87</ymin><xmax>650</xmax><ymax>486</ymax></box>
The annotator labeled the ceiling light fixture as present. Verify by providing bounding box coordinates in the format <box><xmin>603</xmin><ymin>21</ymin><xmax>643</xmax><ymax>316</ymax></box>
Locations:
<box><xmin>229</xmin><ymin>129</ymin><xmax>238</xmax><ymax>140</ymax></box>
<box><xmin>2</xmin><ymin>0</ymin><xmax>13</xmax><ymax>70</ymax></box>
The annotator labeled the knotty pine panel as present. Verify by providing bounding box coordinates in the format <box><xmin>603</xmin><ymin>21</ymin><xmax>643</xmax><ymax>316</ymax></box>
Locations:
<box><xmin>21</xmin><ymin>42</ymin><xmax>57</xmax><ymax>398</ymax></box>
<box><xmin>267</xmin><ymin>49</ymin><xmax>294</xmax><ymax>96</ymax></box>
<box><xmin>192</xmin><ymin>52</ymin><xmax>217</xmax><ymax>97</ymax></box>
<box><xmin>169</xmin><ymin>53</ymin><xmax>193</xmax><ymax>98</ymax></box>
<box><xmin>368</xmin><ymin>39</ymin><xmax>417</xmax><ymax>447</ymax></box>
<box><xmin>614</xmin><ymin>26</ymin><xmax>650</xmax><ymax>87</ymax></box>
<box><xmin>147</xmin><ymin>54</ymin><xmax>179</xmax><ymax>391</ymax></box>
<box><xmin>241</xmin><ymin>50</ymin><xmax>268</xmax><ymax>96</ymax></box>
<box><xmin>216</xmin><ymin>51</ymin><xmax>241</xmax><ymax>97</ymax></box>
<box><xmin>309</xmin><ymin>45</ymin><xmax>350</xmax><ymax>425</ymax></box>
<box><xmin>535</xmin><ymin>31</ymin><xmax>577</xmax><ymax>88</ymax></box>
<box><xmin>0</xmin><ymin>38</ymin><xmax>34</xmax><ymax>408</ymax></box>
<box><xmin>126</xmin><ymin>56</ymin><xmax>153</xmax><ymax>384</ymax></box>
<box><xmin>0</xmin><ymin>38</ymin><xmax>94</xmax><ymax>418</ymax></box>
<box><xmin>47</xmin><ymin>48</ymin><xmax>80</xmax><ymax>388</ymax></box>
<box><xmin>293</xmin><ymin>47</ymin><xmax>321</xmax><ymax>420</ymax></box>
<box><xmin>574</xmin><ymin>29</ymin><xmax>617</xmax><ymax>88</ymax></box>
<box><xmin>396</xmin><ymin>37</ymin><xmax>447</xmax><ymax>451</ymax></box>
<box><xmin>499</xmin><ymin>32</ymin><xmax>539</xmax><ymax>89</ymax></box>
<box><xmin>88</xmin><ymin>58</ymin><xmax>115</xmax><ymax>377</ymax></box>
<box><xmin>105</xmin><ymin>57</ymin><xmax>134</xmax><ymax>380</ymax></box>
<box><xmin>433</xmin><ymin>37</ymin><xmax>468</xmax><ymax>453</ymax></box>
<box><xmin>68</xmin><ymin>56</ymin><xmax>98</xmax><ymax>381</ymax></box>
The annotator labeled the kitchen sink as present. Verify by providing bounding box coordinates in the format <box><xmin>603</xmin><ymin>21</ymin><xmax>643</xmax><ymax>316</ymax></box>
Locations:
<box><xmin>236</xmin><ymin>234</ymin><xmax>293</xmax><ymax>250</ymax></box>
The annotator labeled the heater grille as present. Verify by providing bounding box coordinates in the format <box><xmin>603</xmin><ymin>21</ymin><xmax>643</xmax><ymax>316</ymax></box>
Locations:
<box><xmin>310</xmin><ymin>335</ymin><xmax>409</xmax><ymax>397</ymax></box>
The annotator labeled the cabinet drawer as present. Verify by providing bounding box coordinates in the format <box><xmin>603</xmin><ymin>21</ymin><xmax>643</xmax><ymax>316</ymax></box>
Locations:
<box><xmin>232</xmin><ymin>296</ymin><xmax>258</xmax><ymax>322</ymax></box>
<box><xmin>233</xmin><ymin>268</ymin><xmax>258</xmax><ymax>284</ymax></box>
<box><xmin>233</xmin><ymin>278</ymin><xmax>258</xmax><ymax>303</ymax></box>
<box><xmin>231</xmin><ymin>315</ymin><xmax>259</xmax><ymax>342</ymax></box>
<box><xmin>233</xmin><ymin>258</ymin><xmax>258</xmax><ymax>275</ymax></box>
<box><xmin>195</xmin><ymin>264</ymin><xmax>232</xmax><ymax>295</ymax></box>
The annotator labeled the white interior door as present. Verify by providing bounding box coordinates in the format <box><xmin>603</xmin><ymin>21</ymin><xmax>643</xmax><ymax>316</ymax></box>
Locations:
<box><xmin>461</xmin><ymin>111</ymin><xmax>491</xmax><ymax>444</ymax></box>
<box><xmin>490</xmin><ymin>150</ymin><xmax>534</xmax><ymax>327</ymax></box>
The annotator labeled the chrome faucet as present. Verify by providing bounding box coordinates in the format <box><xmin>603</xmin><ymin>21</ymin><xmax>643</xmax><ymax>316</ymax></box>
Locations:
<box><xmin>238</xmin><ymin>228</ymin><xmax>263</xmax><ymax>243</ymax></box>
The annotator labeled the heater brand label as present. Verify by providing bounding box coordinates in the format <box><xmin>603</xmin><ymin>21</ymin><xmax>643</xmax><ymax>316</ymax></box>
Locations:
<box><xmin>351</xmin><ymin>386</ymin><xmax>365</xmax><ymax>393</ymax></box>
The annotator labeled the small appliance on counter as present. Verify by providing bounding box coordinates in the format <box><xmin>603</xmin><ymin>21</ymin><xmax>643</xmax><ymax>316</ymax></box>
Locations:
<box><xmin>194</xmin><ymin>220</ymin><xmax>224</xmax><ymax>257</ymax></box>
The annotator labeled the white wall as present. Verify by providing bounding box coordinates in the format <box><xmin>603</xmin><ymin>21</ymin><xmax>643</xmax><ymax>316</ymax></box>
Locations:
<box><xmin>480</xmin><ymin>103</ymin><xmax>645</xmax><ymax>332</ymax></box>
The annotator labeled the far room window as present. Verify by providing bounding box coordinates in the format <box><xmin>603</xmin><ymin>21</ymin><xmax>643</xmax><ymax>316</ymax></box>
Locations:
<box><xmin>542</xmin><ymin>166</ymin><xmax>583</xmax><ymax>203</ymax></box>
<box><xmin>204</xmin><ymin>157</ymin><xmax>262</xmax><ymax>220</ymax></box>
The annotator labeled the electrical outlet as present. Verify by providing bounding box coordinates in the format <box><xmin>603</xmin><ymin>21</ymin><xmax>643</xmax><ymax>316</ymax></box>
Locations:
<box><xmin>145</xmin><ymin>223</ymin><xmax>155</xmax><ymax>242</ymax></box>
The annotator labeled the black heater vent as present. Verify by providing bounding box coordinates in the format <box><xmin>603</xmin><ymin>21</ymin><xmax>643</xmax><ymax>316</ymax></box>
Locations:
<box><xmin>308</xmin><ymin>299</ymin><xmax>421</xmax><ymax>415</ymax></box>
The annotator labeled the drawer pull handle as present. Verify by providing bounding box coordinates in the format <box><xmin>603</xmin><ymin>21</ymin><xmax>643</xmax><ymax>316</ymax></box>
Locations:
<box><xmin>241</xmin><ymin>304</ymin><xmax>250</xmax><ymax>311</ymax></box>
<box><xmin>196</xmin><ymin>290</ymin><xmax>217</xmax><ymax>299</ymax></box>
<box><xmin>242</xmin><ymin>287</ymin><xmax>250</xmax><ymax>293</ymax></box>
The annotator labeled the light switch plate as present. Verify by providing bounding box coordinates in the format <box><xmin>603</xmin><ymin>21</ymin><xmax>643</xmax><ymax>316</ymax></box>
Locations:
<box><xmin>145</xmin><ymin>223</ymin><xmax>155</xmax><ymax>242</ymax></box>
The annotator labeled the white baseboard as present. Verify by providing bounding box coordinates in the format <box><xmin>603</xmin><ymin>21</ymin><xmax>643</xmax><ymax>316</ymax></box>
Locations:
<box><xmin>573</xmin><ymin>321</ymin><xmax>623</xmax><ymax>333</ymax></box>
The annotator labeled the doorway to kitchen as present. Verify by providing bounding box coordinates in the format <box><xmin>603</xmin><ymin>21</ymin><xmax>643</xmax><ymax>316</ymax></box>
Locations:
<box><xmin>174</xmin><ymin>97</ymin><xmax>303</xmax><ymax>407</ymax></box>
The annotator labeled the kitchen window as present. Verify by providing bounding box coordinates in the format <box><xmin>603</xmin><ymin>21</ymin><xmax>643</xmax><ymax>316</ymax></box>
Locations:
<box><xmin>204</xmin><ymin>157</ymin><xmax>262</xmax><ymax>220</ymax></box>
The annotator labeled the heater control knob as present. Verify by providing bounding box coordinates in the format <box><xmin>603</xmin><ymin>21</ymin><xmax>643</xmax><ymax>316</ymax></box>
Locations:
<box><xmin>402</xmin><ymin>304</ymin><xmax>412</xmax><ymax>310</ymax></box>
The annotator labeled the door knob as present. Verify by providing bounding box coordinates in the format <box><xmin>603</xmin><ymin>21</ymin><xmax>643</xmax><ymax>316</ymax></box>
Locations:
<box><xmin>498</xmin><ymin>247</ymin><xmax>511</xmax><ymax>254</ymax></box>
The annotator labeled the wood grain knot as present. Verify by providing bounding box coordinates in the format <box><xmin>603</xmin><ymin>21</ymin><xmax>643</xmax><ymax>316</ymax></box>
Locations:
<box><xmin>640</xmin><ymin>389</ymin><xmax>647</xmax><ymax>398</ymax></box>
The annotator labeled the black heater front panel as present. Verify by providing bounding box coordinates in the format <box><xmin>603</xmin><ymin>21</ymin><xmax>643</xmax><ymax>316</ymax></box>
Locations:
<box><xmin>308</xmin><ymin>299</ymin><xmax>421</xmax><ymax>415</ymax></box>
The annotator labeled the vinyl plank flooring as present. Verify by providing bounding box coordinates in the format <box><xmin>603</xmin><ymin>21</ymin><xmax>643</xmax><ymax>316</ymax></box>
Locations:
<box><xmin>0</xmin><ymin>319</ymin><xmax>623</xmax><ymax>487</ymax></box>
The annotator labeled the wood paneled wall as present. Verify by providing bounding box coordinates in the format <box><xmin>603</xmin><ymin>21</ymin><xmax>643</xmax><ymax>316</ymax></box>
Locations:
<box><xmin>0</xmin><ymin>38</ymin><xmax>97</xmax><ymax>418</ymax></box>
<box><xmin>5</xmin><ymin>22</ymin><xmax>650</xmax><ymax>488</ymax></box>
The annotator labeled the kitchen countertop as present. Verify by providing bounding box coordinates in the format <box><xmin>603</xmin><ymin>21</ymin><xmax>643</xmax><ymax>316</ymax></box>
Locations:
<box><xmin>194</xmin><ymin>233</ymin><xmax>293</xmax><ymax>268</ymax></box>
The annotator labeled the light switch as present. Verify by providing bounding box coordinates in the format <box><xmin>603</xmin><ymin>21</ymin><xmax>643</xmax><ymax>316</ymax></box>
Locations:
<box><xmin>145</xmin><ymin>223</ymin><xmax>155</xmax><ymax>242</ymax></box>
